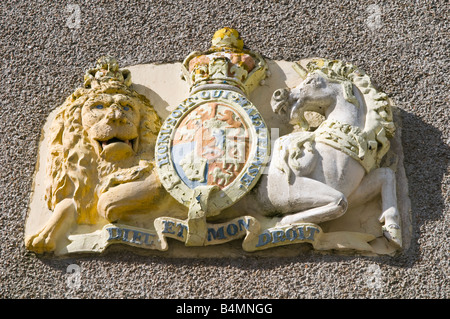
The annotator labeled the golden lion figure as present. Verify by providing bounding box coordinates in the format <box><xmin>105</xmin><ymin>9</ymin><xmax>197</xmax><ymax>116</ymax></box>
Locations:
<box><xmin>25</xmin><ymin>57</ymin><xmax>184</xmax><ymax>253</ymax></box>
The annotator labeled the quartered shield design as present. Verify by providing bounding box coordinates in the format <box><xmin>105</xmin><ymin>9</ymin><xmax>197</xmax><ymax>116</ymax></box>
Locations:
<box><xmin>172</xmin><ymin>102</ymin><xmax>249</xmax><ymax>189</ymax></box>
<box><xmin>156</xmin><ymin>89</ymin><xmax>270</xmax><ymax>212</ymax></box>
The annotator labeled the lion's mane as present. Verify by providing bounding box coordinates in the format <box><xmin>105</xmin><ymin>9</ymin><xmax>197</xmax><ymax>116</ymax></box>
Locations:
<box><xmin>44</xmin><ymin>84</ymin><xmax>161</xmax><ymax>224</ymax></box>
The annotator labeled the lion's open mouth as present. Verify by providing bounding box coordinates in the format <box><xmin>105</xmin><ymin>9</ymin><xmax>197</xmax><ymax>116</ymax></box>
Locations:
<box><xmin>97</xmin><ymin>137</ymin><xmax>137</xmax><ymax>152</ymax></box>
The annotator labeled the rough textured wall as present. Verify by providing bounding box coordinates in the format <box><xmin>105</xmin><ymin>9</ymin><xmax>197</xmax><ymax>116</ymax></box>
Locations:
<box><xmin>0</xmin><ymin>0</ymin><xmax>448</xmax><ymax>298</ymax></box>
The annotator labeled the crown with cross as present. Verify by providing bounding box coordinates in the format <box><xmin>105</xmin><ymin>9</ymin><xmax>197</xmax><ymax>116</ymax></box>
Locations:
<box><xmin>181</xmin><ymin>28</ymin><xmax>268</xmax><ymax>96</ymax></box>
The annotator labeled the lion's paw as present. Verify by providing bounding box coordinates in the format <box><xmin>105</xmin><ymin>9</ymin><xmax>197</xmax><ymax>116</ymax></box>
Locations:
<box><xmin>25</xmin><ymin>229</ymin><xmax>57</xmax><ymax>254</ymax></box>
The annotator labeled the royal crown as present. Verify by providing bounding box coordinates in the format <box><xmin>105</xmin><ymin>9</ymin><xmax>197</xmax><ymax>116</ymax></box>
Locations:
<box><xmin>84</xmin><ymin>55</ymin><xmax>132</xmax><ymax>90</ymax></box>
<box><xmin>181</xmin><ymin>28</ymin><xmax>268</xmax><ymax>96</ymax></box>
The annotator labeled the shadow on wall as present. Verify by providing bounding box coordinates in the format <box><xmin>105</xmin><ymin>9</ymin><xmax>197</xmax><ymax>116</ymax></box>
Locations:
<box><xmin>397</xmin><ymin>108</ymin><xmax>449</xmax><ymax>254</ymax></box>
<box><xmin>132</xmin><ymin>83</ymin><xmax>170</xmax><ymax>119</ymax></box>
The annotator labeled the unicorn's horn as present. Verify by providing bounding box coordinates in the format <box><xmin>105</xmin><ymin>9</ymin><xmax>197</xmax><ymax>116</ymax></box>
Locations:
<box><xmin>292</xmin><ymin>62</ymin><xmax>308</xmax><ymax>80</ymax></box>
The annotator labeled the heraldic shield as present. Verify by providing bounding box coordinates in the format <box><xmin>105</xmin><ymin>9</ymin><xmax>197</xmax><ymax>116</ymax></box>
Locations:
<box><xmin>156</xmin><ymin>90</ymin><xmax>270</xmax><ymax>245</ymax></box>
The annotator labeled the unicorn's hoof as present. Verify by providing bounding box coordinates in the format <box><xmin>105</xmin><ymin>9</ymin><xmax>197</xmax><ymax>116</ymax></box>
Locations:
<box><xmin>382</xmin><ymin>224</ymin><xmax>402</xmax><ymax>248</ymax></box>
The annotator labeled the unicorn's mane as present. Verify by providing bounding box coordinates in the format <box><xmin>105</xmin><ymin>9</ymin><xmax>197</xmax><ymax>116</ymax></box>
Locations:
<box><xmin>306</xmin><ymin>59</ymin><xmax>395</xmax><ymax>137</ymax></box>
<box><xmin>305</xmin><ymin>58</ymin><xmax>396</xmax><ymax>169</ymax></box>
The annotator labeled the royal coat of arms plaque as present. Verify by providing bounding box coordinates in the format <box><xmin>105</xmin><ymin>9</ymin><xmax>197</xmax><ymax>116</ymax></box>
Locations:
<box><xmin>25</xmin><ymin>28</ymin><xmax>410</xmax><ymax>257</ymax></box>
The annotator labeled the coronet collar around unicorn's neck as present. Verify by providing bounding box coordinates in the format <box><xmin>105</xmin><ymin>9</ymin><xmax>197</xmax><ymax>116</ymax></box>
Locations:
<box><xmin>181</xmin><ymin>45</ymin><xmax>268</xmax><ymax>97</ymax></box>
<box><xmin>314</xmin><ymin>119</ymin><xmax>380</xmax><ymax>173</ymax></box>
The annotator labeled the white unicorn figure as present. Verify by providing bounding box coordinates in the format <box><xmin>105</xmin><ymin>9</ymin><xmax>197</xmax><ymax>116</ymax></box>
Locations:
<box><xmin>253</xmin><ymin>59</ymin><xmax>402</xmax><ymax>248</ymax></box>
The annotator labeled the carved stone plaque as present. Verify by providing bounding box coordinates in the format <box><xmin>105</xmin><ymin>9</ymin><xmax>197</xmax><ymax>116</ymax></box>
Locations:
<box><xmin>25</xmin><ymin>28</ymin><xmax>411</xmax><ymax>257</ymax></box>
